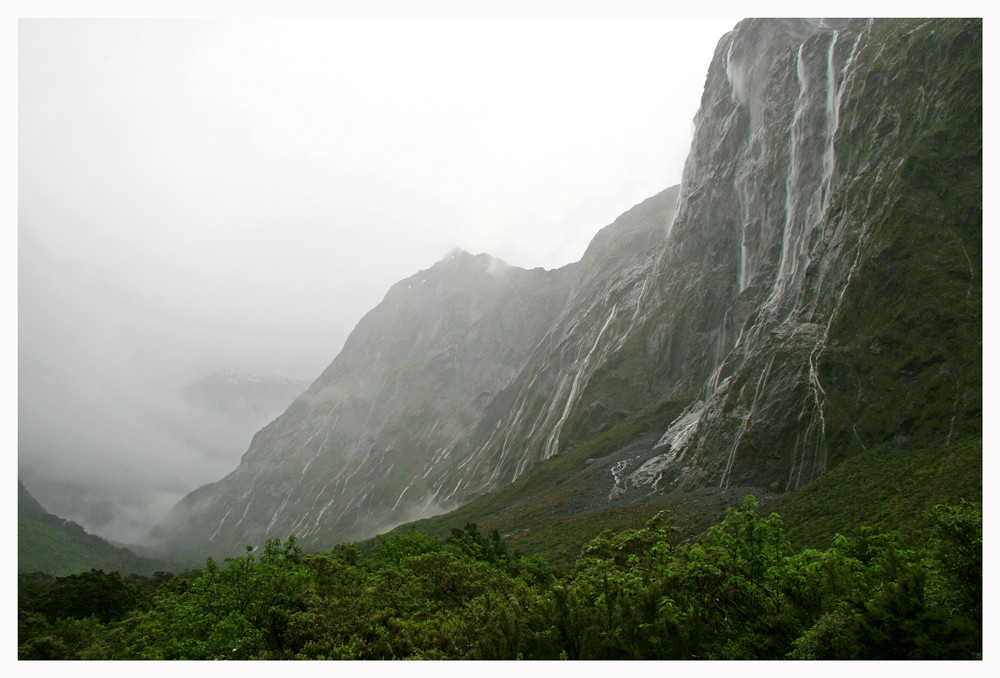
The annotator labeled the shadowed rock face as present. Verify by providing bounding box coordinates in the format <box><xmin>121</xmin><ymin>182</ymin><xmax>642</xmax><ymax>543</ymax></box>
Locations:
<box><xmin>149</xmin><ymin>18</ymin><xmax>980</xmax><ymax>562</ymax></box>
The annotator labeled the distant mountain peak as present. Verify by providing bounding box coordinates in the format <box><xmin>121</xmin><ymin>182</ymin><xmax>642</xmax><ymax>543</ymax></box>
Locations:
<box><xmin>436</xmin><ymin>248</ymin><xmax>512</xmax><ymax>270</ymax></box>
<box><xmin>183</xmin><ymin>368</ymin><xmax>309</xmax><ymax>421</ymax></box>
<box><xmin>210</xmin><ymin>367</ymin><xmax>304</xmax><ymax>385</ymax></box>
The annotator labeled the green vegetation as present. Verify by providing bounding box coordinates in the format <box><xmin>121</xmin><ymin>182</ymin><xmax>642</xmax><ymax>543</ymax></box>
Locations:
<box><xmin>821</xmin><ymin>18</ymin><xmax>981</xmax><ymax>462</ymax></box>
<box><xmin>765</xmin><ymin>438</ymin><xmax>982</xmax><ymax>550</ymax></box>
<box><xmin>19</xmin><ymin>437</ymin><xmax>981</xmax><ymax>660</ymax></box>
<box><xmin>18</xmin><ymin>482</ymin><xmax>177</xmax><ymax>576</ymax></box>
<box><xmin>18</xmin><ymin>498</ymin><xmax>981</xmax><ymax>659</ymax></box>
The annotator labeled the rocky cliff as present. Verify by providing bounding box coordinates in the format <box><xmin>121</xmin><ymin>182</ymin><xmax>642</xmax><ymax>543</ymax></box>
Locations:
<box><xmin>149</xmin><ymin>18</ymin><xmax>980</xmax><ymax>561</ymax></box>
<box><xmin>612</xmin><ymin>18</ymin><xmax>981</xmax><ymax>496</ymax></box>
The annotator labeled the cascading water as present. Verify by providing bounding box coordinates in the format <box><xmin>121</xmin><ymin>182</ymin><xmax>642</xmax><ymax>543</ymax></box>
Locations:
<box><xmin>788</xmin><ymin>25</ymin><xmax>868</xmax><ymax>486</ymax></box>
<box><xmin>542</xmin><ymin>304</ymin><xmax>619</xmax><ymax>459</ymax></box>
<box><xmin>147</xmin><ymin>20</ymin><xmax>979</xmax><ymax>562</ymax></box>
<box><xmin>635</xmin><ymin>22</ymin><xmax>874</xmax><ymax>493</ymax></box>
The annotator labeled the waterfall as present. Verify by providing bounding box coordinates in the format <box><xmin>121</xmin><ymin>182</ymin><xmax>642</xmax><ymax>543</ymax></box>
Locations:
<box><xmin>542</xmin><ymin>304</ymin><xmax>618</xmax><ymax>459</ymax></box>
<box><xmin>787</xmin><ymin>25</ymin><xmax>869</xmax><ymax>488</ymax></box>
<box><xmin>659</xmin><ymin>26</ymin><xmax>871</xmax><ymax>490</ymax></box>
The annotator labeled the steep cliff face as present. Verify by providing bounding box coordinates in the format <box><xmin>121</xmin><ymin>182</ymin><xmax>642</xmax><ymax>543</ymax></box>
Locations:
<box><xmin>609</xmin><ymin>18</ymin><xmax>981</xmax><ymax>497</ymax></box>
<box><xmin>149</xmin><ymin>18</ymin><xmax>980</xmax><ymax>561</ymax></box>
<box><xmin>454</xmin><ymin>187</ymin><xmax>678</xmax><ymax>487</ymax></box>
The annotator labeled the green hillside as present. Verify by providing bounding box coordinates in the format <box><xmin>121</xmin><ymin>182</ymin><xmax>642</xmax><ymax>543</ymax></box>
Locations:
<box><xmin>764</xmin><ymin>438</ymin><xmax>982</xmax><ymax>550</ymax></box>
<box><xmin>19</xmin><ymin>481</ymin><xmax>178</xmax><ymax>576</ymax></box>
<box><xmin>374</xmin><ymin>429</ymin><xmax>981</xmax><ymax>569</ymax></box>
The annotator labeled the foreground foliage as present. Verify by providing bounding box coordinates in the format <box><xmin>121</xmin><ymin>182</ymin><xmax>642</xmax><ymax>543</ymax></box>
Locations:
<box><xmin>18</xmin><ymin>498</ymin><xmax>980</xmax><ymax>660</ymax></box>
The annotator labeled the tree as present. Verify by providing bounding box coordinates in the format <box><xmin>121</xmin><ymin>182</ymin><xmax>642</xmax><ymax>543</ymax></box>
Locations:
<box><xmin>448</xmin><ymin>523</ymin><xmax>509</xmax><ymax>567</ymax></box>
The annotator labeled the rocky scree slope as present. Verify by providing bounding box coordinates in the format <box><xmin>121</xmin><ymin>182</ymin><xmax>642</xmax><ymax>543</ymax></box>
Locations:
<box><xmin>150</xmin><ymin>18</ymin><xmax>980</xmax><ymax>562</ymax></box>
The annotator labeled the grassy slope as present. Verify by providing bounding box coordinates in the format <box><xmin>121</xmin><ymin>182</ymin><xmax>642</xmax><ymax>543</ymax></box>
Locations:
<box><xmin>762</xmin><ymin>437</ymin><xmax>982</xmax><ymax>550</ymax></box>
<box><xmin>368</xmin><ymin>434</ymin><xmax>981</xmax><ymax>569</ymax></box>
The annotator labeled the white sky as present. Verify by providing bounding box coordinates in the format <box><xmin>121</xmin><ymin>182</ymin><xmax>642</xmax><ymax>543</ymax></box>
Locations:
<box><xmin>14</xmin><ymin>0</ymin><xmax>988</xmax><ymax>546</ymax></box>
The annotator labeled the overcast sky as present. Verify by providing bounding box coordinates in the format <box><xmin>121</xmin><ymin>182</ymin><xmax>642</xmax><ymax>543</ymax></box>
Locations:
<box><xmin>17</xmin><ymin>13</ymin><xmax>741</xmax><ymax>543</ymax></box>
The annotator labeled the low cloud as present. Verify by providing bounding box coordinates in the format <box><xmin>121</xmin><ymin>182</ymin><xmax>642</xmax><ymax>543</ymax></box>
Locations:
<box><xmin>18</xmin><ymin>16</ymin><xmax>738</xmax><ymax>545</ymax></box>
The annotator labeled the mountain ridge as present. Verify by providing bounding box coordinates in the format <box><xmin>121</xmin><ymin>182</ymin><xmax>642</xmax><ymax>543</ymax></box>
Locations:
<box><xmin>148</xmin><ymin>186</ymin><xmax>678</xmax><ymax>561</ymax></box>
<box><xmin>183</xmin><ymin>368</ymin><xmax>309</xmax><ymax>422</ymax></box>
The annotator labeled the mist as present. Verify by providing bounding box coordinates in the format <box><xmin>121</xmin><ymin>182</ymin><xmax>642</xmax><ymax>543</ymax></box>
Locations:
<box><xmin>18</xmin><ymin>15</ymin><xmax>738</xmax><ymax>544</ymax></box>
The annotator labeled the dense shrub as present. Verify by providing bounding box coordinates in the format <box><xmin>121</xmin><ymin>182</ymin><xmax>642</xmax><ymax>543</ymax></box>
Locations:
<box><xmin>18</xmin><ymin>500</ymin><xmax>981</xmax><ymax>660</ymax></box>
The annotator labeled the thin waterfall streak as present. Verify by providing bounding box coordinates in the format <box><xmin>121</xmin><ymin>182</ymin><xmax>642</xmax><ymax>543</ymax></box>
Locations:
<box><xmin>209</xmin><ymin>505</ymin><xmax>235</xmax><ymax>541</ymax></box>
<box><xmin>266</xmin><ymin>489</ymin><xmax>295</xmax><ymax>534</ymax></box>
<box><xmin>720</xmin><ymin>354</ymin><xmax>775</xmax><ymax>488</ymax></box>
<box><xmin>772</xmin><ymin>42</ymin><xmax>808</xmax><ymax>307</ymax></box>
<box><xmin>543</xmin><ymin>304</ymin><xmax>618</xmax><ymax>459</ymax></box>
<box><xmin>821</xmin><ymin>31</ymin><xmax>840</xmax><ymax>215</ymax></box>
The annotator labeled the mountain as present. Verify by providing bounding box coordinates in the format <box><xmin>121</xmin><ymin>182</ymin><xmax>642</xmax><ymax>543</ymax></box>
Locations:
<box><xmin>149</xmin><ymin>187</ymin><xmax>677</xmax><ymax>561</ymax></box>
<box><xmin>18</xmin><ymin>481</ymin><xmax>177</xmax><ymax>576</ymax></box>
<box><xmin>183</xmin><ymin>368</ymin><xmax>308</xmax><ymax>423</ymax></box>
<box><xmin>148</xmin><ymin>18</ymin><xmax>980</xmax><ymax>563</ymax></box>
<box><xmin>622</xmin><ymin>18</ymin><xmax>981</xmax><ymax>495</ymax></box>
